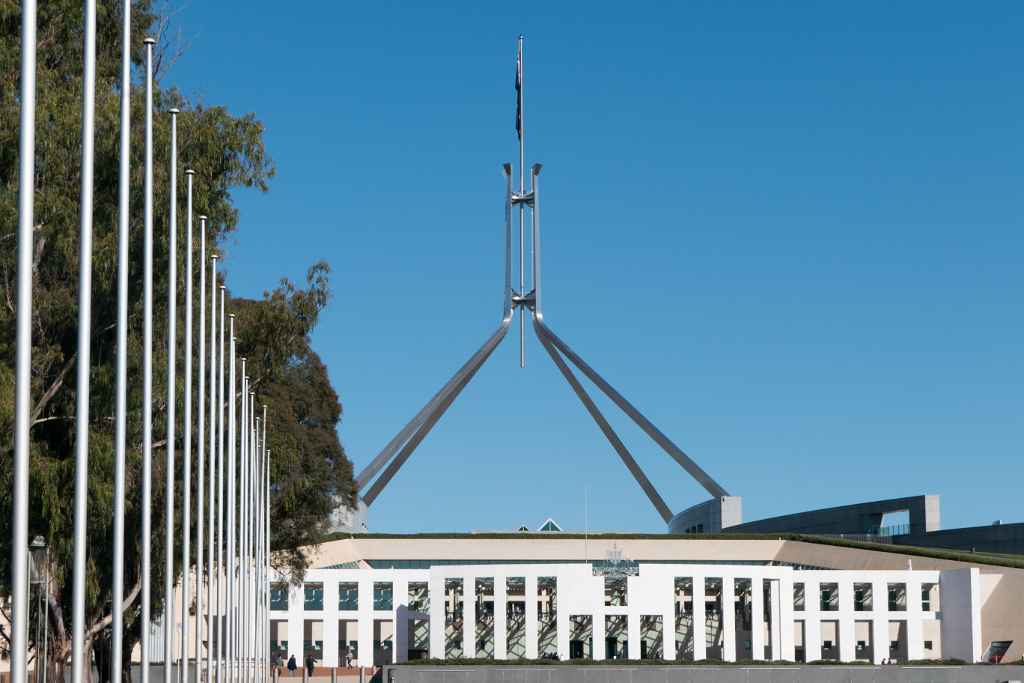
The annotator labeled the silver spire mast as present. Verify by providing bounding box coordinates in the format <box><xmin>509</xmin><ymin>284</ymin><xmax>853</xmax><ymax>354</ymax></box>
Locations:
<box><xmin>238</xmin><ymin>366</ymin><xmax>248</xmax><ymax>682</ymax></box>
<box><xmin>110</xmin><ymin>1</ymin><xmax>131</xmax><ymax>680</ymax></box>
<box><xmin>164</xmin><ymin>107</ymin><xmax>180</xmax><ymax>683</ymax></box>
<box><xmin>70</xmin><ymin>3</ymin><xmax>96</xmax><ymax>683</ymax></box>
<box><xmin>516</xmin><ymin>34</ymin><xmax>526</xmax><ymax>368</ymax></box>
<box><xmin>141</xmin><ymin>35</ymin><xmax>157</xmax><ymax>683</ymax></box>
<box><xmin>181</xmin><ymin>168</ymin><xmax>195</xmax><ymax>683</ymax></box>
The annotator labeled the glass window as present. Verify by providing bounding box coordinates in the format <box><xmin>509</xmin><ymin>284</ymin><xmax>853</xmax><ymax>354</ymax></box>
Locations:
<box><xmin>604</xmin><ymin>577</ymin><xmax>627</xmax><ymax>607</ymax></box>
<box><xmin>374</xmin><ymin>581</ymin><xmax>394</xmax><ymax>611</ymax></box>
<box><xmin>887</xmin><ymin>583</ymin><xmax>906</xmax><ymax>611</ymax></box>
<box><xmin>854</xmin><ymin>583</ymin><xmax>872</xmax><ymax>611</ymax></box>
<box><xmin>338</xmin><ymin>582</ymin><xmax>358</xmax><ymax>611</ymax></box>
<box><xmin>270</xmin><ymin>583</ymin><xmax>289</xmax><ymax>611</ymax></box>
<box><xmin>304</xmin><ymin>583</ymin><xmax>323</xmax><ymax>611</ymax></box>
<box><xmin>819</xmin><ymin>583</ymin><xmax>839</xmax><ymax>611</ymax></box>
<box><xmin>793</xmin><ymin>582</ymin><xmax>805</xmax><ymax>611</ymax></box>
<box><xmin>409</xmin><ymin>582</ymin><xmax>429</xmax><ymax>612</ymax></box>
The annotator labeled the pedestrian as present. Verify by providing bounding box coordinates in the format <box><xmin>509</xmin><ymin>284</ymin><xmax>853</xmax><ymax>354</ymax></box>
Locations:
<box><xmin>305</xmin><ymin>654</ymin><xmax>315</xmax><ymax>677</ymax></box>
<box><xmin>287</xmin><ymin>654</ymin><xmax>297</xmax><ymax>676</ymax></box>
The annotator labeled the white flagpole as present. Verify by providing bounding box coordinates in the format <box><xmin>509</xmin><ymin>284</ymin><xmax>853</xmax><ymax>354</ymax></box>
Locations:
<box><xmin>227</xmin><ymin>319</ymin><xmax>238</xmax><ymax>683</ymax></box>
<box><xmin>196</xmin><ymin>217</ymin><xmax>208</xmax><ymax>683</ymax></box>
<box><xmin>208</xmin><ymin>258</ymin><xmax>220</xmax><ymax>683</ymax></box>
<box><xmin>165</xmin><ymin>107</ymin><xmax>180</xmax><ymax>683</ymax></box>
<box><xmin>239</xmin><ymin>366</ymin><xmax>248</xmax><ymax>683</ymax></box>
<box><xmin>10</xmin><ymin>3</ymin><xmax>37</xmax><ymax>682</ymax></box>
<box><xmin>217</xmin><ymin>287</ymin><xmax>226</xmax><ymax>683</ymax></box>
<box><xmin>70</xmin><ymin>2</ymin><xmax>97</xmax><ymax>683</ymax></box>
<box><xmin>181</xmin><ymin>168</ymin><xmax>195</xmax><ymax>683</ymax></box>
<box><xmin>110</xmin><ymin>1</ymin><xmax>132</xmax><ymax>680</ymax></box>
<box><xmin>261</xmin><ymin>408</ymin><xmax>269</xmax><ymax>682</ymax></box>
<box><xmin>142</xmin><ymin>35</ymin><xmax>157</xmax><ymax>683</ymax></box>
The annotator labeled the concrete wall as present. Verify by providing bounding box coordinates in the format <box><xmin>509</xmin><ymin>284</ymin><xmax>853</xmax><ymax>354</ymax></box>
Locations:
<box><xmin>729</xmin><ymin>496</ymin><xmax>940</xmax><ymax>536</ymax></box>
<box><xmin>385</xmin><ymin>664</ymin><xmax>1024</xmax><ymax>683</ymax></box>
<box><xmin>667</xmin><ymin>498</ymin><xmax>743</xmax><ymax>534</ymax></box>
<box><xmin>893</xmin><ymin>523</ymin><xmax>1024</xmax><ymax>555</ymax></box>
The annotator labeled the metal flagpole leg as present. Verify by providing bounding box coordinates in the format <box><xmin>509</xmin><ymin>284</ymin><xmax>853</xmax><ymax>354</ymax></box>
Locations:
<box><xmin>537</xmin><ymin>321</ymin><xmax>729</xmax><ymax>499</ymax></box>
<box><xmin>182</xmin><ymin>169</ymin><xmax>195</xmax><ymax>683</ymax></box>
<box><xmin>110</xmin><ymin>1</ymin><xmax>131</xmax><ymax>681</ymax></box>
<box><xmin>239</xmin><ymin>369</ymin><xmax>248</xmax><ymax>683</ymax></box>
<box><xmin>71</xmin><ymin>2</ymin><xmax>97</xmax><ymax>683</ymax></box>
<box><xmin>196</xmin><ymin>217</ymin><xmax>208</xmax><ymax>683</ymax></box>
<box><xmin>361</xmin><ymin>316</ymin><xmax>512</xmax><ymax>506</ymax></box>
<box><xmin>142</xmin><ymin>35</ymin><xmax>157</xmax><ymax>683</ymax></box>
<box><xmin>533</xmin><ymin>320</ymin><xmax>673</xmax><ymax>522</ymax></box>
<box><xmin>165</xmin><ymin>108</ymin><xmax>180</xmax><ymax>683</ymax></box>
<box><xmin>11</xmin><ymin>3</ymin><xmax>37</xmax><ymax>681</ymax></box>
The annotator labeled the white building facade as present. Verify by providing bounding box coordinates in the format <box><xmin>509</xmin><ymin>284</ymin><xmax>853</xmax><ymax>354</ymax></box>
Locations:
<box><xmin>269</xmin><ymin>561</ymin><xmax>984</xmax><ymax>668</ymax></box>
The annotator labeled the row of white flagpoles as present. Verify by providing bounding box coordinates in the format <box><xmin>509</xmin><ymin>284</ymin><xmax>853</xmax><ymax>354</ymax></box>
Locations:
<box><xmin>10</xmin><ymin>3</ymin><xmax>273</xmax><ymax>683</ymax></box>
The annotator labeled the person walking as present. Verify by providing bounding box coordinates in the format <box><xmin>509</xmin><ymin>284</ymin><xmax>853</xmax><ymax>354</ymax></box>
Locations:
<box><xmin>287</xmin><ymin>654</ymin><xmax>297</xmax><ymax>677</ymax></box>
<box><xmin>305</xmin><ymin>654</ymin><xmax>315</xmax><ymax>677</ymax></box>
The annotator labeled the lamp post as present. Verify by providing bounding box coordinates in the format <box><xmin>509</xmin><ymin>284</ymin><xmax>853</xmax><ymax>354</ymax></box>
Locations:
<box><xmin>29</xmin><ymin>537</ymin><xmax>48</xmax><ymax>683</ymax></box>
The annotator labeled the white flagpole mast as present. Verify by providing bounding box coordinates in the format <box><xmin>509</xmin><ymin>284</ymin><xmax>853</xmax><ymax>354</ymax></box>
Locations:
<box><xmin>217</xmin><ymin>287</ymin><xmax>227</xmax><ymax>683</ymax></box>
<box><xmin>208</xmin><ymin>258</ymin><xmax>220</xmax><ymax>683</ymax></box>
<box><xmin>239</xmin><ymin>367</ymin><xmax>248</xmax><ymax>682</ymax></box>
<box><xmin>227</xmin><ymin>319</ymin><xmax>238</xmax><ymax>683</ymax></box>
<box><xmin>517</xmin><ymin>34</ymin><xmax>526</xmax><ymax>368</ymax></box>
<box><xmin>10</xmin><ymin>3</ymin><xmax>36</xmax><ymax>681</ymax></box>
<box><xmin>182</xmin><ymin>168</ymin><xmax>195</xmax><ymax>683</ymax></box>
<box><xmin>142</xmin><ymin>35</ymin><xmax>157</xmax><ymax>683</ymax></box>
<box><xmin>70</xmin><ymin>4</ymin><xmax>97</xmax><ymax>683</ymax></box>
<box><xmin>110</xmin><ymin>1</ymin><xmax>132</xmax><ymax>681</ymax></box>
<box><xmin>164</xmin><ymin>107</ymin><xmax>180</xmax><ymax>683</ymax></box>
<box><xmin>196</xmin><ymin>217</ymin><xmax>208</xmax><ymax>683</ymax></box>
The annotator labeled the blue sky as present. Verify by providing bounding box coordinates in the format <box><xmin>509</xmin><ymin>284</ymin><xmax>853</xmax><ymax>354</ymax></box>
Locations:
<box><xmin>169</xmin><ymin>1</ymin><xmax>1023</xmax><ymax>534</ymax></box>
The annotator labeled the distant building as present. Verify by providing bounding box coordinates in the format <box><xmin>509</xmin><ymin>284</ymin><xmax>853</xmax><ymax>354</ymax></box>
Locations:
<box><xmin>265</xmin><ymin>533</ymin><xmax>1022</xmax><ymax>668</ymax></box>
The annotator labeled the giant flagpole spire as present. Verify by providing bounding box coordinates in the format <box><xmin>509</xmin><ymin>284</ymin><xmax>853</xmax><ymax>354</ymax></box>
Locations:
<box><xmin>354</xmin><ymin>37</ymin><xmax>730</xmax><ymax>523</ymax></box>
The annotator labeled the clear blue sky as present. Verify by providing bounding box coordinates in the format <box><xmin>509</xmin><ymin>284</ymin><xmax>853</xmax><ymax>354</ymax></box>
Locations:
<box><xmin>169</xmin><ymin>1</ymin><xmax>1023</xmax><ymax>534</ymax></box>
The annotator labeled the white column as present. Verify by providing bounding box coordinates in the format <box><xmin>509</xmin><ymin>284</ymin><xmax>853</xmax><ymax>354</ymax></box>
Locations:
<box><xmin>287</xmin><ymin>584</ymin><xmax>303</xmax><ymax>663</ymax></box>
<box><xmin>525</xmin><ymin>576</ymin><xmax>538</xmax><ymax>659</ymax></box>
<box><xmin>871</xmin><ymin>618</ymin><xmax>888</xmax><ymax>665</ymax></box>
<box><xmin>627</xmin><ymin>613</ymin><xmax>641</xmax><ymax>660</ymax></box>
<box><xmin>356</xmin><ymin>580</ymin><xmax>373</xmax><ymax>668</ymax></box>
<box><xmin>494</xmin><ymin>575</ymin><xmax>508</xmax><ymax>660</ymax></box>
<box><xmin>751</xmin><ymin>577</ymin><xmax>765</xmax><ymax>660</ymax></box>
<box><xmin>555</xmin><ymin>595</ymin><xmax>569</xmax><ymax>660</ymax></box>
<box><xmin>906</xmin><ymin>578</ymin><xmax>924</xmax><ymax>661</ymax></box>
<box><xmin>779</xmin><ymin>574</ymin><xmax>795</xmax><ymax>661</ymax></box>
<box><xmin>803</xmin><ymin>579</ymin><xmax>820</xmax><ymax>661</ymax></box>
<box><xmin>428</xmin><ymin>574</ymin><xmax>444</xmax><ymax>659</ymax></box>
<box><xmin>692</xmin><ymin>575</ymin><xmax>706</xmax><ymax>660</ymax></box>
<box><xmin>663</xmin><ymin>604</ymin><xmax>675</xmax><ymax>661</ymax></box>
<box><xmin>393</xmin><ymin>576</ymin><xmax>408</xmax><ymax>664</ymax></box>
<box><xmin>462</xmin><ymin>574</ymin><xmax>475</xmax><ymax>658</ymax></box>
<box><xmin>769</xmin><ymin>578</ymin><xmax>782</xmax><ymax>661</ymax></box>
<box><xmin>838</xmin><ymin>577</ymin><xmax>855</xmax><ymax>662</ymax></box>
<box><xmin>592</xmin><ymin>614</ymin><xmax>606</xmax><ymax>661</ymax></box>
<box><xmin>322</xmin><ymin>582</ymin><xmax>339</xmax><ymax>668</ymax></box>
<box><xmin>721</xmin><ymin>578</ymin><xmax>736</xmax><ymax>662</ymax></box>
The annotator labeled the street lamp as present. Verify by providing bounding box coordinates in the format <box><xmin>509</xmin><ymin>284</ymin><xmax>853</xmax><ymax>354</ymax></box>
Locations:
<box><xmin>29</xmin><ymin>536</ymin><xmax>48</xmax><ymax>683</ymax></box>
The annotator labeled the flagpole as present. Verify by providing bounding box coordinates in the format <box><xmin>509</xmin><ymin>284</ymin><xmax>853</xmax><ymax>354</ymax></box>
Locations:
<box><xmin>142</xmin><ymin>36</ymin><xmax>157</xmax><ymax>683</ymax></box>
<box><xmin>70</xmin><ymin>4</ymin><xmax>97</xmax><ymax>683</ymax></box>
<box><xmin>10</xmin><ymin>3</ymin><xmax>37</xmax><ymax>682</ymax></box>
<box><xmin>196</xmin><ymin>217</ymin><xmax>208</xmax><ymax>683</ymax></box>
<box><xmin>239</xmin><ymin>366</ymin><xmax>248</xmax><ymax>683</ymax></box>
<box><xmin>164</xmin><ymin>107</ymin><xmax>180</xmax><ymax>683</ymax></box>
<box><xmin>181</xmin><ymin>168</ymin><xmax>195</xmax><ymax>683</ymax></box>
<box><xmin>110</xmin><ymin>1</ymin><xmax>131</xmax><ymax>680</ymax></box>
<box><xmin>217</xmin><ymin>286</ymin><xmax>226</xmax><ymax>683</ymax></box>
<box><xmin>227</xmin><ymin>318</ymin><xmax>237</xmax><ymax>683</ymax></box>
<box><xmin>208</xmin><ymin>257</ymin><xmax>219</xmax><ymax>683</ymax></box>
<box><xmin>517</xmin><ymin>34</ymin><xmax>526</xmax><ymax>368</ymax></box>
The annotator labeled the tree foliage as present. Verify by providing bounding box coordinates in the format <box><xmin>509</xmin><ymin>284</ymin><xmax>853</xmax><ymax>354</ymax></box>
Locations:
<box><xmin>0</xmin><ymin>1</ymin><xmax>352</xmax><ymax>679</ymax></box>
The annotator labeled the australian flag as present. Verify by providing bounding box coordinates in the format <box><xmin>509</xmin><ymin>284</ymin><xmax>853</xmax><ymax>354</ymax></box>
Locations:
<box><xmin>515</xmin><ymin>41</ymin><xmax>522</xmax><ymax>140</ymax></box>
